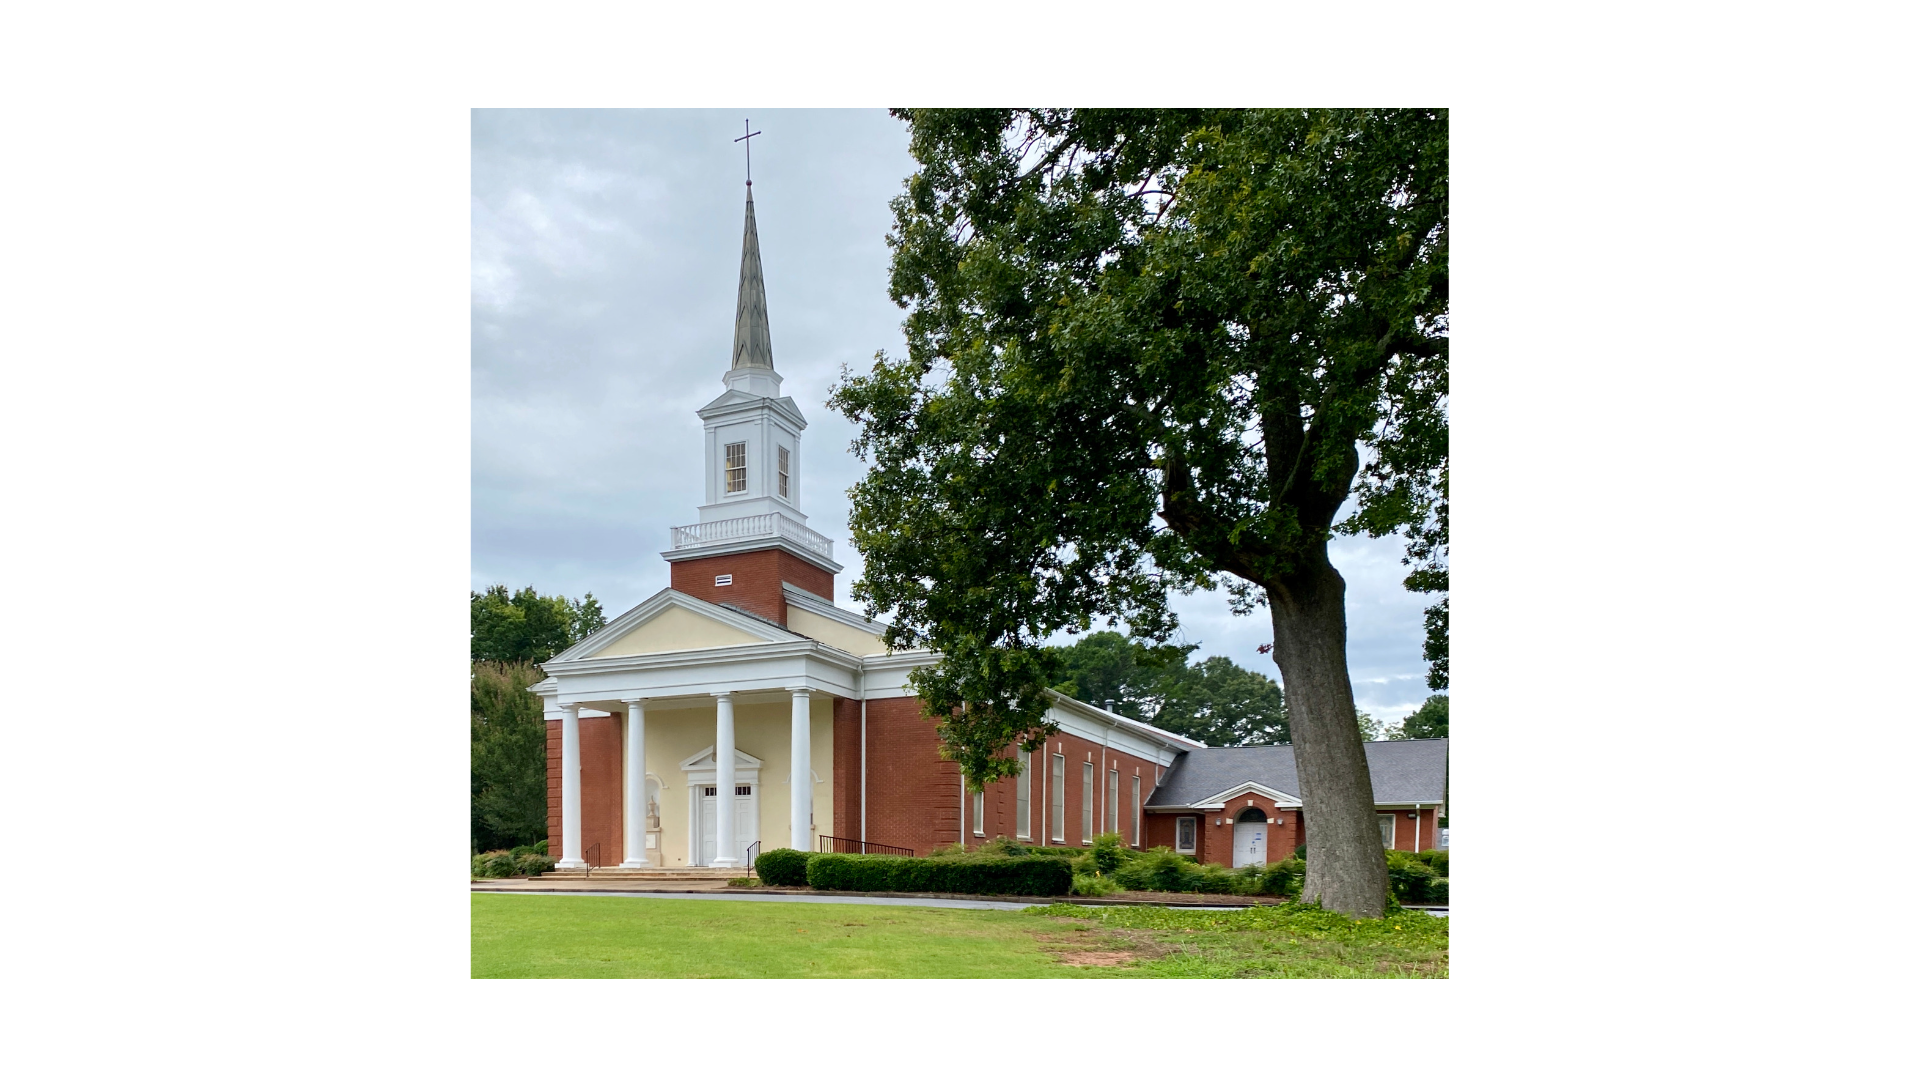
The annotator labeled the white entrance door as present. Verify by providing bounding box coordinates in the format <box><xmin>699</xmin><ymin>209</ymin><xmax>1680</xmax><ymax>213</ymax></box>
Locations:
<box><xmin>696</xmin><ymin>783</ymin><xmax>757</xmax><ymax>866</ymax></box>
<box><xmin>1233</xmin><ymin>810</ymin><xmax>1268</xmax><ymax>868</ymax></box>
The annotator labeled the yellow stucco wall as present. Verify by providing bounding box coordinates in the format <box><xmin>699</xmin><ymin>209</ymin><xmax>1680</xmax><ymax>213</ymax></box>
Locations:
<box><xmin>785</xmin><ymin>607</ymin><xmax>887</xmax><ymax>656</ymax></box>
<box><xmin>638</xmin><ymin>697</ymin><xmax>835</xmax><ymax>867</ymax></box>
<box><xmin>593</xmin><ymin>605</ymin><xmax>762</xmax><ymax>657</ymax></box>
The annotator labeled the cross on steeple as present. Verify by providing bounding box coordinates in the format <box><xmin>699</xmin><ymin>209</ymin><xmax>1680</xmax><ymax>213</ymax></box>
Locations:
<box><xmin>734</xmin><ymin>119</ymin><xmax>762</xmax><ymax>187</ymax></box>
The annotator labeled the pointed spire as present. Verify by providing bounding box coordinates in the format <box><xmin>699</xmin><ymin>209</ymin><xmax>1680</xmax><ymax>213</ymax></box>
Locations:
<box><xmin>731</xmin><ymin>188</ymin><xmax>774</xmax><ymax>371</ymax></box>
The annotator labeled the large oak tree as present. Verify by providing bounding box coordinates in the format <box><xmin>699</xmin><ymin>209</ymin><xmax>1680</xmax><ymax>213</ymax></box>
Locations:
<box><xmin>830</xmin><ymin>108</ymin><xmax>1447</xmax><ymax>916</ymax></box>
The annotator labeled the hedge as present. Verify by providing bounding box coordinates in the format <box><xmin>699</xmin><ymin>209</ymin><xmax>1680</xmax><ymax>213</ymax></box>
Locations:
<box><xmin>807</xmin><ymin>853</ymin><xmax>1071</xmax><ymax>896</ymax></box>
<box><xmin>754</xmin><ymin>847</ymin><xmax>815</xmax><ymax>886</ymax></box>
<box><xmin>472</xmin><ymin>850</ymin><xmax>557</xmax><ymax>878</ymax></box>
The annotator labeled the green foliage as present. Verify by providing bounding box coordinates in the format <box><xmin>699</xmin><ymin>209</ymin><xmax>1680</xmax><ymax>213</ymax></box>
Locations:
<box><xmin>1426</xmin><ymin>878</ymin><xmax>1448</xmax><ymax>904</ymax></box>
<box><xmin>754</xmin><ymin>847</ymin><xmax>815</xmax><ymax>887</ymax></box>
<box><xmin>726</xmin><ymin>877</ymin><xmax>756</xmax><ymax>888</ymax></box>
<box><xmin>1390</xmin><ymin>694</ymin><xmax>1448</xmax><ymax>740</ymax></box>
<box><xmin>827</xmin><ymin>108</ymin><xmax>1449</xmax><ymax>787</ymax></box>
<box><xmin>534</xmin><ymin>839</ymin><xmax>548</xmax><ymax>856</ymax></box>
<box><xmin>1356</xmin><ymin>710</ymin><xmax>1384</xmax><ymax>742</ymax></box>
<box><xmin>1112</xmin><ymin>848</ymin><xmax>1198</xmax><ymax>892</ymax></box>
<box><xmin>1089</xmin><ymin>833</ymin><xmax>1128</xmax><ymax>874</ymax></box>
<box><xmin>806</xmin><ymin>853</ymin><xmax>1072</xmax><ymax>896</ymax></box>
<box><xmin>1411</xmin><ymin>848</ymin><xmax>1449</xmax><ymax>877</ymax></box>
<box><xmin>1259</xmin><ymin>857</ymin><xmax>1306</xmax><ymax>897</ymax></box>
<box><xmin>472</xmin><ymin>849</ymin><xmax>552</xmax><ymax>878</ymax></box>
<box><xmin>471</xmin><ymin>661</ymin><xmax>550</xmax><ymax>852</ymax></box>
<box><xmin>1049</xmin><ymin>630</ymin><xmax>1192</xmax><ymax>721</ymax></box>
<box><xmin>1154</xmin><ymin>655</ymin><xmax>1290</xmax><ymax>746</ymax></box>
<box><xmin>1070</xmin><ymin>872</ymin><xmax>1123</xmax><ymax>896</ymax></box>
<box><xmin>470</xmin><ymin>584</ymin><xmax>608</xmax><ymax>664</ymax></box>
<box><xmin>977</xmin><ymin>836</ymin><xmax>1032</xmax><ymax>857</ymax></box>
<box><xmin>1384</xmin><ymin>849</ymin><xmax>1438</xmax><ymax>904</ymax></box>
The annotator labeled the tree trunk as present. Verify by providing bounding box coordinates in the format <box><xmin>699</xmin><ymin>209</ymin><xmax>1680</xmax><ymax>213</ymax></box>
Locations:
<box><xmin>1268</xmin><ymin>550</ymin><xmax>1387</xmax><ymax>918</ymax></box>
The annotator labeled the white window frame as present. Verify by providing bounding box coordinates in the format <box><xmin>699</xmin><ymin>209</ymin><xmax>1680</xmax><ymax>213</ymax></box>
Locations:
<box><xmin>973</xmin><ymin>789</ymin><xmax>985</xmax><ymax>836</ymax></box>
<box><xmin>777</xmin><ymin>445</ymin><xmax>790</xmax><ymax>499</ymax></box>
<box><xmin>1378</xmin><ymin>813</ymin><xmax>1396</xmax><ymax>849</ymax></box>
<box><xmin>1016</xmin><ymin>753</ymin><xmax>1032</xmax><ymax>839</ymax></box>
<box><xmin>1050</xmin><ymin>754</ymin><xmax>1066</xmax><ymax>843</ymax></box>
<box><xmin>1080</xmin><ymin>761</ymin><xmax>1094</xmax><ymax>844</ymax></box>
<box><xmin>1175</xmin><ymin>815</ymin><xmax>1197</xmax><ymax>854</ymax></box>
<box><xmin>1131</xmin><ymin>775</ymin><xmax>1141</xmax><ymax>846</ymax></box>
<box><xmin>724</xmin><ymin>441</ymin><xmax>747</xmax><ymax>494</ymax></box>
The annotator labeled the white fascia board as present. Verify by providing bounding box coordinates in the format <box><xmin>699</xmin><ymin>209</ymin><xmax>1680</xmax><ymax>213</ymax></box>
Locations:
<box><xmin>543</xmin><ymin>640</ymin><xmax>864</xmax><ymax>704</ymax></box>
<box><xmin>859</xmin><ymin>649</ymin><xmax>937</xmax><ymax>697</ymax></box>
<box><xmin>658</xmin><ymin>534</ymin><xmax>844</xmax><ymax>576</ymax></box>
<box><xmin>548</xmin><ymin>588</ymin><xmax>799</xmax><ymax>664</ymax></box>
<box><xmin>698</xmin><ymin>391</ymin><xmax>807</xmax><ymax>431</ymax></box>
<box><xmin>1042</xmin><ymin>691</ymin><xmax>1201</xmax><ymax>762</ymax></box>
<box><xmin>781</xmin><ymin>584</ymin><xmax>891</xmax><ymax>636</ymax></box>
<box><xmin>1193</xmin><ymin>781</ymin><xmax>1302</xmax><ymax>808</ymax></box>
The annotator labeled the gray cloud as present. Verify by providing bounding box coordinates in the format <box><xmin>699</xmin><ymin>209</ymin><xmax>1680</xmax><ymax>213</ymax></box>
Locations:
<box><xmin>471</xmin><ymin>108</ymin><xmax>1440</xmax><ymax>725</ymax></box>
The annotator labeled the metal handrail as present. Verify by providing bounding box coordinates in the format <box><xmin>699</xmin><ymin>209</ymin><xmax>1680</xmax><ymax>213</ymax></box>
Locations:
<box><xmin>817</xmin><ymin>834</ymin><xmax>913</xmax><ymax>857</ymax></box>
<box><xmin>744</xmin><ymin>840</ymin><xmax>761</xmax><ymax>875</ymax></box>
<box><xmin>582</xmin><ymin>842</ymin><xmax>599</xmax><ymax>877</ymax></box>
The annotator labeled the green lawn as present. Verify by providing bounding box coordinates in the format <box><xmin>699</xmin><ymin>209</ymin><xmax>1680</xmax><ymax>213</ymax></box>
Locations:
<box><xmin>471</xmin><ymin>894</ymin><xmax>1447</xmax><ymax>978</ymax></box>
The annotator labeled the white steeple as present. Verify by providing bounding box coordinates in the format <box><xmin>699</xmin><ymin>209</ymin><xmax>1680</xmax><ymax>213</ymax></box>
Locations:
<box><xmin>665</xmin><ymin>178</ymin><xmax>840</xmax><ymax>577</ymax></box>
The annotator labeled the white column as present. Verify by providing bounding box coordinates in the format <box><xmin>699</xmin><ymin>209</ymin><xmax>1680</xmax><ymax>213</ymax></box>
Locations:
<box><xmin>711</xmin><ymin>692</ymin><xmax>739</xmax><ymax>867</ymax></box>
<box><xmin>557</xmin><ymin>702</ymin><xmax>585</xmax><ymax>868</ymax></box>
<box><xmin>620</xmin><ymin>699</ymin><xmax>649</xmax><ymax>867</ymax></box>
<box><xmin>789</xmin><ymin>686</ymin><xmax>812</xmax><ymax>852</ymax></box>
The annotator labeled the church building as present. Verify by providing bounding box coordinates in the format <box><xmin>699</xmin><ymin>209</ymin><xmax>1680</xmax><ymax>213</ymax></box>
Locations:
<box><xmin>529</xmin><ymin>179</ymin><xmax>1445</xmax><ymax>875</ymax></box>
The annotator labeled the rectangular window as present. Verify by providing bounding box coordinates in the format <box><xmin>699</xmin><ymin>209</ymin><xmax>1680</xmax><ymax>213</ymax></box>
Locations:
<box><xmin>1016</xmin><ymin>753</ymin><xmax>1032</xmax><ymax>839</ymax></box>
<box><xmin>1050</xmin><ymin>754</ymin><xmax>1066</xmax><ymax>842</ymax></box>
<box><xmin>725</xmin><ymin>441</ymin><xmax>747</xmax><ymax>493</ymax></box>
<box><xmin>1378</xmin><ymin>813</ymin><xmax>1396</xmax><ymax>849</ymax></box>
<box><xmin>1106</xmin><ymin>769</ymin><xmax>1119</xmax><ymax>834</ymax></box>
<box><xmin>1131</xmin><ymin>775</ymin><xmax>1141</xmax><ymax>846</ymax></box>
<box><xmin>778</xmin><ymin>446</ymin><xmax>790</xmax><ymax>499</ymax></box>
<box><xmin>973</xmin><ymin>789</ymin><xmax>985</xmax><ymax>836</ymax></box>
<box><xmin>1081</xmin><ymin>761</ymin><xmax>1094</xmax><ymax>844</ymax></box>
<box><xmin>1175</xmin><ymin>815</ymin><xmax>1196</xmax><ymax>853</ymax></box>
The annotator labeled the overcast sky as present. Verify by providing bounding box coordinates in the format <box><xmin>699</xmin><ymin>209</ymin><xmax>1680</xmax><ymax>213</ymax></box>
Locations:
<box><xmin>471</xmin><ymin>108</ymin><xmax>1441</xmax><ymax>727</ymax></box>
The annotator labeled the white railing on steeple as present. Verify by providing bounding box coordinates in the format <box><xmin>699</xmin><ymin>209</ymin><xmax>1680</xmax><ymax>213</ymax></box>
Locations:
<box><xmin>670</xmin><ymin>514</ymin><xmax>833</xmax><ymax>560</ymax></box>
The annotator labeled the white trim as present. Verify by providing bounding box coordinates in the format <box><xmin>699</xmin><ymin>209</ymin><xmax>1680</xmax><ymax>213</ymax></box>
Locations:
<box><xmin>659</xmin><ymin>532</ymin><xmax>844</xmax><ymax>576</ymax></box>
<box><xmin>1174</xmin><ymin>814</ymin><xmax>1198</xmax><ymax>854</ymax></box>
<box><xmin>549</xmin><ymin>588</ymin><xmax>800</xmax><ymax>664</ymax></box>
<box><xmin>782</xmin><ymin>584</ymin><xmax>891</xmax><ymax>637</ymax></box>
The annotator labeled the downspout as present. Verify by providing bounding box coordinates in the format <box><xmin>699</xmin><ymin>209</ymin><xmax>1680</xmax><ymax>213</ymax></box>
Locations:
<box><xmin>859</xmin><ymin>665</ymin><xmax>867</xmax><ymax>846</ymax></box>
<box><xmin>1413</xmin><ymin>802</ymin><xmax>1421</xmax><ymax>853</ymax></box>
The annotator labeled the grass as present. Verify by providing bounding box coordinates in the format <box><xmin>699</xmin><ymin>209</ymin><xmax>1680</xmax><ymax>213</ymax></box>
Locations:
<box><xmin>471</xmin><ymin>894</ymin><xmax>1446</xmax><ymax>979</ymax></box>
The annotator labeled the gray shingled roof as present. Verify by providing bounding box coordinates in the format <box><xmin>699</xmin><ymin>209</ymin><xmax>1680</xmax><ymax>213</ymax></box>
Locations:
<box><xmin>1146</xmin><ymin>739</ymin><xmax>1448</xmax><ymax>808</ymax></box>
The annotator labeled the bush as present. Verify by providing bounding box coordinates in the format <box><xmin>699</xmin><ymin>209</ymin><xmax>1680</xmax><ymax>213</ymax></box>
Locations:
<box><xmin>1113</xmin><ymin>848</ymin><xmax>1200</xmax><ymax>892</ymax></box>
<box><xmin>1071</xmin><ymin>872</ymin><xmax>1122</xmax><ymax>896</ymax></box>
<box><xmin>1191</xmin><ymin>862</ymin><xmax>1243</xmax><ymax>895</ymax></box>
<box><xmin>1414</xmin><ymin>848</ymin><xmax>1449</xmax><ymax>877</ymax></box>
<box><xmin>1089</xmin><ymin>833</ymin><xmax>1128</xmax><ymax>874</ymax></box>
<box><xmin>1427</xmin><ymin>878</ymin><xmax>1448</xmax><ymax>904</ymax></box>
<box><xmin>1385</xmin><ymin>849</ymin><xmax>1437</xmax><ymax>903</ymax></box>
<box><xmin>534</xmin><ymin>839</ymin><xmax>549</xmax><ymax>856</ymax></box>
<box><xmin>1260</xmin><ymin>857</ymin><xmax>1305</xmax><ymax>897</ymax></box>
<box><xmin>514</xmin><ymin>851</ymin><xmax>556</xmax><ymax>876</ymax></box>
<box><xmin>754</xmin><ymin>847</ymin><xmax>815</xmax><ymax>887</ymax></box>
<box><xmin>977</xmin><ymin>837</ymin><xmax>1030</xmax><ymax>857</ymax></box>
<box><xmin>806</xmin><ymin>853</ymin><xmax>1072</xmax><ymax>896</ymax></box>
<box><xmin>472</xmin><ymin>850</ymin><xmax>518</xmax><ymax>878</ymax></box>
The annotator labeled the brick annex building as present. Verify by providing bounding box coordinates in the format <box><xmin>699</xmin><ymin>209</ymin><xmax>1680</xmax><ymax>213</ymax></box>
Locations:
<box><xmin>531</xmin><ymin>184</ymin><xmax>1446</xmax><ymax>873</ymax></box>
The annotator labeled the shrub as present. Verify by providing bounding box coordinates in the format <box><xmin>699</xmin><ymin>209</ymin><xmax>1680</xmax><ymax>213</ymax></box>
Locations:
<box><xmin>1114</xmin><ymin>848</ymin><xmax>1198</xmax><ymax>892</ymax></box>
<box><xmin>472</xmin><ymin>850</ymin><xmax>519</xmax><ymax>878</ymax></box>
<box><xmin>726</xmin><ymin>877</ymin><xmax>755</xmax><ymax>888</ymax></box>
<box><xmin>1089</xmin><ymin>833</ymin><xmax>1128</xmax><ymax>874</ymax></box>
<box><xmin>1071</xmin><ymin>872</ymin><xmax>1122</xmax><ymax>896</ymax></box>
<box><xmin>754</xmin><ymin>848</ymin><xmax>814</xmax><ymax>887</ymax></box>
<box><xmin>805</xmin><ymin>853</ymin><xmax>1071</xmax><ymax>896</ymax></box>
<box><xmin>1260</xmin><ymin>858</ymin><xmax>1305</xmax><ymax>897</ymax></box>
<box><xmin>1385</xmin><ymin>849</ymin><xmax>1436</xmax><ymax>903</ymax></box>
<box><xmin>513</xmin><ymin>851</ymin><xmax>556</xmax><ymax>876</ymax></box>
<box><xmin>534</xmin><ymin>839</ymin><xmax>549</xmax><ymax>856</ymax></box>
<box><xmin>978</xmin><ymin>837</ymin><xmax>1030</xmax><ymax>857</ymax></box>
<box><xmin>1414</xmin><ymin>848</ymin><xmax>1449</xmax><ymax>877</ymax></box>
<box><xmin>1191</xmin><ymin>862</ymin><xmax>1242</xmax><ymax>895</ymax></box>
<box><xmin>1427</xmin><ymin>878</ymin><xmax>1448</xmax><ymax>904</ymax></box>
<box><xmin>924</xmin><ymin>843</ymin><xmax>969</xmax><ymax>858</ymax></box>
<box><xmin>1294</xmin><ymin>845</ymin><xmax>1306</xmax><ymax>859</ymax></box>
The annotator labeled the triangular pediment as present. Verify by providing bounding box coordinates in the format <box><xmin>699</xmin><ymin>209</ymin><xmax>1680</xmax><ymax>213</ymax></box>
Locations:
<box><xmin>678</xmin><ymin>745</ymin><xmax>765</xmax><ymax>771</ymax></box>
<box><xmin>548</xmin><ymin>589</ymin><xmax>798</xmax><ymax>663</ymax></box>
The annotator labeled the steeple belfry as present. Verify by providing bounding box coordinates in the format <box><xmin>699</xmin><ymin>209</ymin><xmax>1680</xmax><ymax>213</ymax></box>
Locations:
<box><xmin>731</xmin><ymin>189</ymin><xmax>775</xmax><ymax>372</ymax></box>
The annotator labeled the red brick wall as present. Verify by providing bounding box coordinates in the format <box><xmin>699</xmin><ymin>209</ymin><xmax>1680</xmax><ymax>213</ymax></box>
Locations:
<box><xmin>832</xmin><ymin>696</ymin><xmax>862</xmax><ymax>851</ymax></box>
<box><xmin>1384</xmin><ymin>806</ymin><xmax>1440</xmax><ymax>852</ymax></box>
<box><xmin>1144</xmin><ymin>801</ymin><xmax>1439</xmax><ymax>866</ymax></box>
<box><xmin>858</xmin><ymin>696</ymin><xmax>960</xmax><ymax>856</ymax></box>
<box><xmin>957</xmin><ymin>728</ymin><xmax>1166</xmax><ymax>852</ymax></box>
<box><xmin>668</xmin><ymin>547</ymin><xmax>835</xmax><ymax>626</ymax></box>
<box><xmin>543</xmin><ymin>713</ymin><xmax>624</xmax><ymax>867</ymax></box>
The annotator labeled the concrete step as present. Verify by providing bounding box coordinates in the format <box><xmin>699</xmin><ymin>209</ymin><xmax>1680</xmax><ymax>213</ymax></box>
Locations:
<box><xmin>540</xmin><ymin>868</ymin><xmax>749</xmax><ymax>880</ymax></box>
